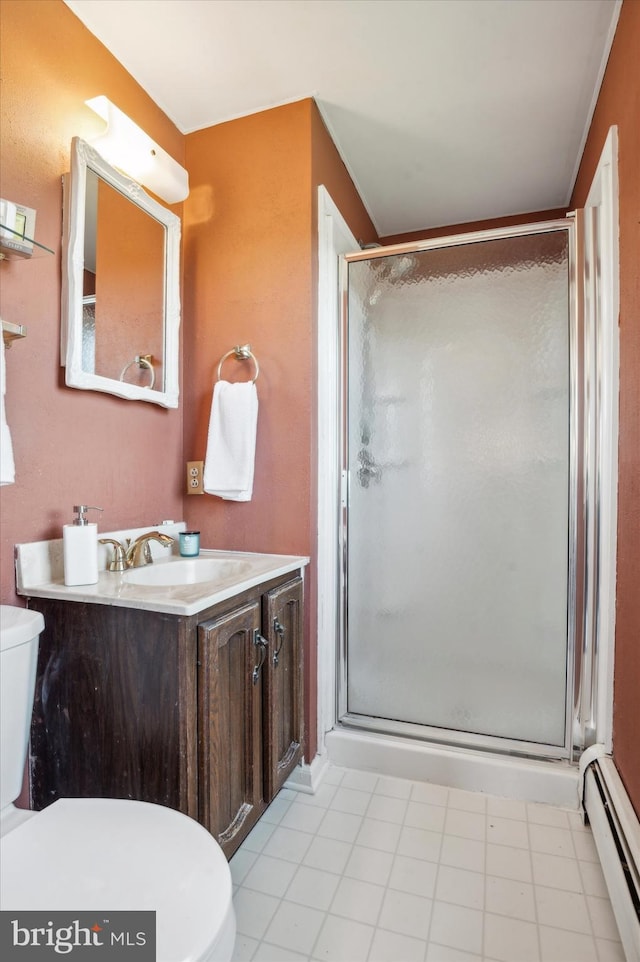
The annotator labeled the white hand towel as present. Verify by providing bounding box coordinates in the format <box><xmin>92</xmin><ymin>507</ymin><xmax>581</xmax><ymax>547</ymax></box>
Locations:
<box><xmin>0</xmin><ymin>336</ymin><xmax>16</xmax><ymax>486</ymax></box>
<box><xmin>203</xmin><ymin>380</ymin><xmax>258</xmax><ymax>501</ymax></box>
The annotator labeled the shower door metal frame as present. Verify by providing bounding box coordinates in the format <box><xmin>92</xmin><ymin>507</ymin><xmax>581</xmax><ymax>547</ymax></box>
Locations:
<box><xmin>337</xmin><ymin>218</ymin><xmax>584</xmax><ymax>762</ymax></box>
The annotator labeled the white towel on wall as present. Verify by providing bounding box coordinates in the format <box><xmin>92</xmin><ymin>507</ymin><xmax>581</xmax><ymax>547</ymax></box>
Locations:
<box><xmin>0</xmin><ymin>336</ymin><xmax>16</xmax><ymax>485</ymax></box>
<box><xmin>203</xmin><ymin>380</ymin><xmax>258</xmax><ymax>501</ymax></box>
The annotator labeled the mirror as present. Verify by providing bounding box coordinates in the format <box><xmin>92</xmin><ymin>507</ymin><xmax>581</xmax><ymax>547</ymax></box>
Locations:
<box><xmin>62</xmin><ymin>137</ymin><xmax>180</xmax><ymax>408</ymax></box>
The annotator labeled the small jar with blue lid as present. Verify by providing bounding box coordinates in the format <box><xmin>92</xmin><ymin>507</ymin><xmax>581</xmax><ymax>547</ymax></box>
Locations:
<box><xmin>179</xmin><ymin>531</ymin><xmax>200</xmax><ymax>557</ymax></box>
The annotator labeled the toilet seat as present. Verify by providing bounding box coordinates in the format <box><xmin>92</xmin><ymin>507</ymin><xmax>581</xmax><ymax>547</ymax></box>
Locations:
<box><xmin>0</xmin><ymin>797</ymin><xmax>235</xmax><ymax>962</ymax></box>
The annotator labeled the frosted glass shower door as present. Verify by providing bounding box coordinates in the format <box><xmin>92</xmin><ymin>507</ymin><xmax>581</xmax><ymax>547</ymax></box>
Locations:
<box><xmin>344</xmin><ymin>229</ymin><xmax>572</xmax><ymax>749</ymax></box>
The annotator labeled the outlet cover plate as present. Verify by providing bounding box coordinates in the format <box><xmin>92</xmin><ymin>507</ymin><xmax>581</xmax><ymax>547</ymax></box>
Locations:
<box><xmin>187</xmin><ymin>460</ymin><xmax>204</xmax><ymax>495</ymax></box>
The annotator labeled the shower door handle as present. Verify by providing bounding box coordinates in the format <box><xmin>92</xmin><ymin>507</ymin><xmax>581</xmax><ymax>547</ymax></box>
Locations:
<box><xmin>357</xmin><ymin>447</ymin><xmax>381</xmax><ymax>487</ymax></box>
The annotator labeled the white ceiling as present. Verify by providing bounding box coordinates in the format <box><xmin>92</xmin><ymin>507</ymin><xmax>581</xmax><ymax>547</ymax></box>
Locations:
<box><xmin>64</xmin><ymin>0</ymin><xmax>620</xmax><ymax>237</ymax></box>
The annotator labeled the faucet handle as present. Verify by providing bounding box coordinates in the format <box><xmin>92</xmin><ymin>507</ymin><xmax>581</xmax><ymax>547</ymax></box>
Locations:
<box><xmin>99</xmin><ymin>538</ymin><xmax>127</xmax><ymax>572</ymax></box>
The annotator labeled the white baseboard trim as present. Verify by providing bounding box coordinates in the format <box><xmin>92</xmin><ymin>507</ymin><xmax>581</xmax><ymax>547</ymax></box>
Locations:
<box><xmin>284</xmin><ymin>752</ymin><xmax>331</xmax><ymax>795</ymax></box>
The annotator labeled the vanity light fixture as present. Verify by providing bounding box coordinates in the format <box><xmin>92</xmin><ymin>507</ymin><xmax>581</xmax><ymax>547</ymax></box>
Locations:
<box><xmin>85</xmin><ymin>96</ymin><xmax>189</xmax><ymax>204</ymax></box>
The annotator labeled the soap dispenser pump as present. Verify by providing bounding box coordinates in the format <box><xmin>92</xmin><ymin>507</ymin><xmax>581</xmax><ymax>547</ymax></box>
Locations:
<box><xmin>63</xmin><ymin>504</ymin><xmax>103</xmax><ymax>586</ymax></box>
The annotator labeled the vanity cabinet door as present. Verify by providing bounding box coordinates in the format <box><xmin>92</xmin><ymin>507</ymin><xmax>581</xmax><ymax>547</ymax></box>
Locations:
<box><xmin>262</xmin><ymin>577</ymin><xmax>304</xmax><ymax>800</ymax></box>
<box><xmin>197</xmin><ymin>601</ymin><xmax>265</xmax><ymax>858</ymax></box>
<box><xmin>29</xmin><ymin>600</ymin><xmax>197</xmax><ymax>817</ymax></box>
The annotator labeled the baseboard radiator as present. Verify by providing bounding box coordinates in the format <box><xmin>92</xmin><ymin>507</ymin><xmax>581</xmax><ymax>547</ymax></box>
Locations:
<box><xmin>583</xmin><ymin>755</ymin><xmax>640</xmax><ymax>962</ymax></box>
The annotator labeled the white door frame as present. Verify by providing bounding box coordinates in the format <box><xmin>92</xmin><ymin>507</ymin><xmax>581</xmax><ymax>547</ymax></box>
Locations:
<box><xmin>580</xmin><ymin>126</ymin><xmax>619</xmax><ymax>753</ymax></box>
<box><xmin>316</xmin><ymin>186</ymin><xmax>358</xmax><ymax>756</ymax></box>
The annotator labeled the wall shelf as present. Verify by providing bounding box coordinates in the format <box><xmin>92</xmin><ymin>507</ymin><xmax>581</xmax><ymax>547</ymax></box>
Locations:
<box><xmin>0</xmin><ymin>222</ymin><xmax>55</xmax><ymax>260</ymax></box>
<box><xmin>2</xmin><ymin>319</ymin><xmax>27</xmax><ymax>348</ymax></box>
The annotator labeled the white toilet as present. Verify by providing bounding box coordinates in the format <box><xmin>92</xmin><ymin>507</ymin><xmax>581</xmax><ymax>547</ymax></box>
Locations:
<box><xmin>0</xmin><ymin>605</ymin><xmax>236</xmax><ymax>962</ymax></box>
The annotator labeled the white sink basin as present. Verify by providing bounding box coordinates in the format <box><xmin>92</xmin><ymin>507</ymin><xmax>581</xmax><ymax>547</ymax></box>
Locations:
<box><xmin>124</xmin><ymin>557</ymin><xmax>252</xmax><ymax>587</ymax></box>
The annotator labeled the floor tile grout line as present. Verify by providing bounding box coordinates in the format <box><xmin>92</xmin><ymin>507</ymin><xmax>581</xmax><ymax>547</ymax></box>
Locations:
<box><xmin>360</xmin><ymin>772</ymin><xmax>413</xmax><ymax>962</ymax></box>
<box><xmin>249</xmin><ymin>828</ymin><xmax>333</xmax><ymax>960</ymax></box>
<box><xmin>276</xmin><ymin>771</ymin><xmax>444</xmax><ymax>960</ymax></box>
<box><xmin>570</xmin><ymin>817</ymin><xmax>603</xmax><ymax>953</ymax></box>
<box><xmin>243</xmin><ymin>868</ymin><xmax>568</xmax><ymax>922</ymax></box>
<box><xmin>301</xmin><ymin>777</ymin><xmax>369</xmax><ymax>962</ymax></box>
<box><xmin>306</xmin><ymin>835</ymin><xmax>369</xmax><ymax>962</ymax></box>
<box><xmin>481</xmin><ymin>804</ymin><xmax>489</xmax><ymax>961</ymax></box>
<box><xmin>524</xmin><ymin>802</ymin><xmax>544</xmax><ymax>962</ymax></box>
<box><xmin>361</xmin><ymin>775</ymin><xmax>397</xmax><ymax>962</ymax></box>
<box><xmin>418</xmin><ymin>783</ymin><xmax>448</xmax><ymax>962</ymax></box>
<box><xmin>231</xmin><ymin>766</ymin><xmax>623</xmax><ymax>961</ymax></box>
<box><xmin>240</xmin><ymin>809</ymin><xmax>603</xmax><ymax>880</ymax></box>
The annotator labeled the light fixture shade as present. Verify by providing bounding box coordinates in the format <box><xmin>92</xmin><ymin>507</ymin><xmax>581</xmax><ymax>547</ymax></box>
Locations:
<box><xmin>85</xmin><ymin>96</ymin><xmax>189</xmax><ymax>204</ymax></box>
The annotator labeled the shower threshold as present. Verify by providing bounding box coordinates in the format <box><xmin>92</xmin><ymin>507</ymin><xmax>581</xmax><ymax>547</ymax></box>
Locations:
<box><xmin>326</xmin><ymin>725</ymin><xmax>579</xmax><ymax>809</ymax></box>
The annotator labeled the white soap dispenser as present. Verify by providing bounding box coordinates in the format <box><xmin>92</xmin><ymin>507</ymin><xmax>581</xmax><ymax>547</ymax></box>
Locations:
<box><xmin>63</xmin><ymin>504</ymin><xmax>103</xmax><ymax>586</ymax></box>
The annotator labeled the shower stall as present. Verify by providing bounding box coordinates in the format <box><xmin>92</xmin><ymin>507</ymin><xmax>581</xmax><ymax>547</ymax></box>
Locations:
<box><xmin>336</xmin><ymin>221</ymin><xmax>588</xmax><ymax>768</ymax></box>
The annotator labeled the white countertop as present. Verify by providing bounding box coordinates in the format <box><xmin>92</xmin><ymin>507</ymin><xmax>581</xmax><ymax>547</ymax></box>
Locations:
<box><xmin>16</xmin><ymin>526</ymin><xmax>308</xmax><ymax>616</ymax></box>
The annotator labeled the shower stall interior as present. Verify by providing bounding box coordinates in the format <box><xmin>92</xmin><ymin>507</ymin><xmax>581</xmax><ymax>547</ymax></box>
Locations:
<box><xmin>338</xmin><ymin>221</ymin><xmax>590</xmax><ymax>763</ymax></box>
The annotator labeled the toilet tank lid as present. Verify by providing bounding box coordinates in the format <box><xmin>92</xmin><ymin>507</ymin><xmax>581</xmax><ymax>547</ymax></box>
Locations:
<box><xmin>0</xmin><ymin>606</ymin><xmax>44</xmax><ymax>652</ymax></box>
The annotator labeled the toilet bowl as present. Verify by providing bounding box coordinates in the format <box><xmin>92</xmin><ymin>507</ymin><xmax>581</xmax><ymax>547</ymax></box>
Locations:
<box><xmin>0</xmin><ymin>605</ymin><xmax>236</xmax><ymax>962</ymax></box>
<box><xmin>1</xmin><ymin>798</ymin><xmax>236</xmax><ymax>961</ymax></box>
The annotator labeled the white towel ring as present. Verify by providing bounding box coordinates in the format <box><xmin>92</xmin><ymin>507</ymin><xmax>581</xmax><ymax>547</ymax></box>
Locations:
<box><xmin>217</xmin><ymin>344</ymin><xmax>259</xmax><ymax>383</ymax></box>
<box><xmin>120</xmin><ymin>354</ymin><xmax>156</xmax><ymax>389</ymax></box>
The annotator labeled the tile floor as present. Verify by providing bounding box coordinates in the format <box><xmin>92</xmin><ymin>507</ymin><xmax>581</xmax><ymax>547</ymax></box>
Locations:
<box><xmin>229</xmin><ymin>765</ymin><xmax>625</xmax><ymax>962</ymax></box>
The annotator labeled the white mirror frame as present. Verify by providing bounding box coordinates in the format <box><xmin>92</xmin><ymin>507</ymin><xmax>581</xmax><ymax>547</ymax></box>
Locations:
<box><xmin>61</xmin><ymin>137</ymin><xmax>180</xmax><ymax>408</ymax></box>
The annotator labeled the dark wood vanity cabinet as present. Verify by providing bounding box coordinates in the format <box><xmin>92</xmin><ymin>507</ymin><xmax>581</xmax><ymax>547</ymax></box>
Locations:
<box><xmin>29</xmin><ymin>573</ymin><xmax>304</xmax><ymax>859</ymax></box>
<box><xmin>261</xmin><ymin>578</ymin><xmax>304</xmax><ymax>801</ymax></box>
<box><xmin>197</xmin><ymin>600</ymin><xmax>264</xmax><ymax>855</ymax></box>
<box><xmin>197</xmin><ymin>577</ymin><xmax>303</xmax><ymax>856</ymax></box>
<box><xmin>29</xmin><ymin>602</ymin><xmax>197</xmax><ymax>815</ymax></box>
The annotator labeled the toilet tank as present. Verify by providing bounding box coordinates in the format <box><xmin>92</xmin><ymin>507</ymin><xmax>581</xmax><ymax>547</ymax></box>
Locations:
<box><xmin>0</xmin><ymin>606</ymin><xmax>44</xmax><ymax>810</ymax></box>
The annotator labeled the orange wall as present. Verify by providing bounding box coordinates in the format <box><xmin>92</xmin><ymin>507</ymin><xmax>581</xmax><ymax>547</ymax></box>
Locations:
<box><xmin>183</xmin><ymin>102</ymin><xmax>313</xmax><ymax>557</ymax></box>
<box><xmin>570</xmin><ymin>0</ymin><xmax>640</xmax><ymax>815</ymax></box>
<box><xmin>0</xmin><ymin>0</ymin><xmax>186</xmax><ymax>605</ymax></box>
<box><xmin>183</xmin><ymin>100</ymin><xmax>376</xmax><ymax>758</ymax></box>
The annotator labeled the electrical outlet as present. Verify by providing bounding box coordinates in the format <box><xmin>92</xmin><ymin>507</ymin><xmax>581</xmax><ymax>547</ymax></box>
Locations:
<box><xmin>186</xmin><ymin>460</ymin><xmax>204</xmax><ymax>495</ymax></box>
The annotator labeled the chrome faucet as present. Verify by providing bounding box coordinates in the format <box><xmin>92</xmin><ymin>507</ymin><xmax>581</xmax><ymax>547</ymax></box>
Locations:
<box><xmin>99</xmin><ymin>531</ymin><xmax>175</xmax><ymax>570</ymax></box>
